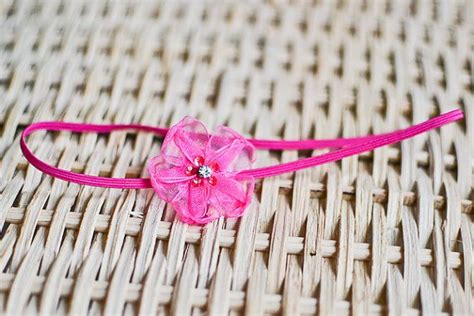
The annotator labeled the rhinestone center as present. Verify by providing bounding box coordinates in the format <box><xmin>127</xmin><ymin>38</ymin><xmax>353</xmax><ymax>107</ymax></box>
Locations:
<box><xmin>198</xmin><ymin>165</ymin><xmax>212</xmax><ymax>178</ymax></box>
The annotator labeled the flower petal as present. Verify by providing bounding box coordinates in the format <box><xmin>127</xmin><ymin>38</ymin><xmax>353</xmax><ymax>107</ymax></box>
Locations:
<box><xmin>206</xmin><ymin>126</ymin><xmax>255</xmax><ymax>173</ymax></box>
<box><xmin>147</xmin><ymin>156</ymin><xmax>190</xmax><ymax>203</ymax></box>
<box><xmin>148</xmin><ymin>156</ymin><xmax>192</xmax><ymax>183</ymax></box>
<box><xmin>209</xmin><ymin>174</ymin><xmax>254</xmax><ymax>218</ymax></box>
<box><xmin>187</xmin><ymin>182</ymin><xmax>209</xmax><ymax>217</ymax></box>
<box><xmin>178</xmin><ymin>182</ymin><xmax>219</xmax><ymax>224</ymax></box>
<box><xmin>162</xmin><ymin>116</ymin><xmax>210</xmax><ymax>165</ymax></box>
<box><xmin>162</xmin><ymin>181</ymin><xmax>218</xmax><ymax>225</ymax></box>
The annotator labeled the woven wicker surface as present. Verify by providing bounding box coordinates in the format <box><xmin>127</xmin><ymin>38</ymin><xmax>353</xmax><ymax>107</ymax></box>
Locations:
<box><xmin>0</xmin><ymin>0</ymin><xmax>473</xmax><ymax>314</ymax></box>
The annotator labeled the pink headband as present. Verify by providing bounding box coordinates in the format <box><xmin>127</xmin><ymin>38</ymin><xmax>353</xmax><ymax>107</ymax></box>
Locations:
<box><xmin>21</xmin><ymin>109</ymin><xmax>464</xmax><ymax>224</ymax></box>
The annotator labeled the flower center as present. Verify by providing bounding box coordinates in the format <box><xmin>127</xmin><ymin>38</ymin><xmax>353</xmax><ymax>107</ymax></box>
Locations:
<box><xmin>198</xmin><ymin>165</ymin><xmax>212</xmax><ymax>178</ymax></box>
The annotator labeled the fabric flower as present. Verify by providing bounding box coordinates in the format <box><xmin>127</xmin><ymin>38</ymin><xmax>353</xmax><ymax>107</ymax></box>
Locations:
<box><xmin>147</xmin><ymin>117</ymin><xmax>255</xmax><ymax>224</ymax></box>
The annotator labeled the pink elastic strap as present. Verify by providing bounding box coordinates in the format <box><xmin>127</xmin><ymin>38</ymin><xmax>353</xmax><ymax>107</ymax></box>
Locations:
<box><xmin>21</xmin><ymin>109</ymin><xmax>464</xmax><ymax>188</ymax></box>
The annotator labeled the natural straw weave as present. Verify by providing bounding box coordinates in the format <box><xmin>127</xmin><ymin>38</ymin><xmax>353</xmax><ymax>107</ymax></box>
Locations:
<box><xmin>0</xmin><ymin>0</ymin><xmax>473</xmax><ymax>315</ymax></box>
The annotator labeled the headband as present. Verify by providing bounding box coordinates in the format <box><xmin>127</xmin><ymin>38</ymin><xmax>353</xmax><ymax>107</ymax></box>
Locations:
<box><xmin>21</xmin><ymin>109</ymin><xmax>464</xmax><ymax>224</ymax></box>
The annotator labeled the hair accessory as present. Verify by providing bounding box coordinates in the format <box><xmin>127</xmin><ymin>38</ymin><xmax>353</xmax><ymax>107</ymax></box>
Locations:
<box><xmin>21</xmin><ymin>109</ymin><xmax>464</xmax><ymax>224</ymax></box>
<box><xmin>147</xmin><ymin>117</ymin><xmax>255</xmax><ymax>224</ymax></box>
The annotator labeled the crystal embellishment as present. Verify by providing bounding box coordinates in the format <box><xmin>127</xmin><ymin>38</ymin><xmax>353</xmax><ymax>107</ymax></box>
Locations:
<box><xmin>198</xmin><ymin>165</ymin><xmax>212</xmax><ymax>178</ymax></box>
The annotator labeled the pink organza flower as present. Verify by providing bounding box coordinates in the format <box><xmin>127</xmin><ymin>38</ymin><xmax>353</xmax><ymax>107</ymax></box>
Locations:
<box><xmin>147</xmin><ymin>117</ymin><xmax>255</xmax><ymax>224</ymax></box>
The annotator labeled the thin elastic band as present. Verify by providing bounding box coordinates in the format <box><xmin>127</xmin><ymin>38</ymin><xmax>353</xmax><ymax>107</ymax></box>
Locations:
<box><xmin>20</xmin><ymin>109</ymin><xmax>464</xmax><ymax>188</ymax></box>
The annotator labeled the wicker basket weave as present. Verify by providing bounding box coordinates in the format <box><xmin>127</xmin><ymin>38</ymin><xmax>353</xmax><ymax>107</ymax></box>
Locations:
<box><xmin>0</xmin><ymin>0</ymin><xmax>473</xmax><ymax>315</ymax></box>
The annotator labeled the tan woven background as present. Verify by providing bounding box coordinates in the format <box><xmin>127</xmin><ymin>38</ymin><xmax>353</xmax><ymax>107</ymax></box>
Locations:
<box><xmin>0</xmin><ymin>0</ymin><xmax>473</xmax><ymax>314</ymax></box>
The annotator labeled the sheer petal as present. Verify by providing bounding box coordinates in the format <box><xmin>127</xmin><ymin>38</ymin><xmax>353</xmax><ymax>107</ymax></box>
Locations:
<box><xmin>158</xmin><ymin>181</ymin><xmax>218</xmax><ymax>225</ymax></box>
<box><xmin>147</xmin><ymin>155</ymin><xmax>190</xmax><ymax>203</ymax></box>
<box><xmin>206</xmin><ymin>126</ymin><xmax>255</xmax><ymax>173</ymax></box>
<box><xmin>174</xmin><ymin>182</ymin><xmax>219</xmax><ymax>224</ymax></box>
<box><xmin>209</xmin><ymin>174</ymin><xmax>254</xmax><ymax>218</ymax></box>
<box><xmin>161</xmin><ymin>116</ymin><xmax>210</xmax><ymax>165</ymax></box>
<box><xmin>187</xmin><ymin>182</ymin><xmax>208</xmax><ymax>217</ymax></box>
<box><xmin>148</xmin><ymin>156</ymin><xmax>192</xmax><ymax>183</ymax></box>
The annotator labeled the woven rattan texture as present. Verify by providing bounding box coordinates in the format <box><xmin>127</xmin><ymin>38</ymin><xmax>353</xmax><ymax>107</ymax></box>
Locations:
<box><xmin>1</xmin><ymin>0</ymin><xmax>473</xmax><ymax>315</ymax></box>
